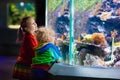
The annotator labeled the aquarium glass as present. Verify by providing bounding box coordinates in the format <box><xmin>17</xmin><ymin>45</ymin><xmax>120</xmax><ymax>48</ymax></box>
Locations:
<box><xmin>47</xmin><ymin>0</ymin><xmax>120</xmax><ymax>68</ymax></box>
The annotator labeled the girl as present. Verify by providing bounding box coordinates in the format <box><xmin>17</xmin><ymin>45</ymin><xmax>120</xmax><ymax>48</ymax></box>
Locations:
<box><xmin>12</xmin><ymin>16</ymin><xmax>38</xmax><ymax>80</ymax></box>
<box><xmin>30</xmin><ymin>27</ymin><xmax>61</xmax><ymax>80</ymax></box>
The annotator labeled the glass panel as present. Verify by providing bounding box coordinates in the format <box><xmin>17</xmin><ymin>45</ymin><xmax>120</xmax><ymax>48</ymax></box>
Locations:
<box><xmin>47</xmin><ymin>0</ymin><xmax>70</xmax><ymax>63</ymax></box>
<box><xmin>75</xmin><ymin>0</ymin><xmax>120</xmax><ymax>68</ymax></box>
<box><xmin>47</xmin><ymin>0</ymin><xmax>120</xmax><ymax>68</ymax></box>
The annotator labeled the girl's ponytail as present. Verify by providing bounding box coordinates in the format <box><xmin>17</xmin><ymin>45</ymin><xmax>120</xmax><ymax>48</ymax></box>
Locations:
<box><xmin>16</xmin><ymin>27</ymin><xmax>24</xmax><ymax>43</ymax></box>
<box><xmin>16</xmin><ymin>16</ymin><xmax>31</xmax><ymax>43</ymax></box>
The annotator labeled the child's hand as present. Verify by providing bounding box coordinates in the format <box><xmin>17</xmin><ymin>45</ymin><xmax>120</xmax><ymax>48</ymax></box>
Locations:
<box><xmin>56</xmin><ymin>60</ymin><xmax>61</xmax><ymax>63</ymax></box>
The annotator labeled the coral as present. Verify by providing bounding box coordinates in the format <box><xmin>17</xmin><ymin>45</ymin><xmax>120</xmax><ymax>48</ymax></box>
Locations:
<box><xmin>91</xmin><ymin>33</ymin><xmax>108</xmax><ymax>46</ymax></box>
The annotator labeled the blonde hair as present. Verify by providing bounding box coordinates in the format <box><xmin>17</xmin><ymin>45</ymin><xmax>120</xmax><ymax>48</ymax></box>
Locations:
<box><xmin>36</xmin><ymin>27</ymin><xmax>55</xmax><ymax>43</ymax></box>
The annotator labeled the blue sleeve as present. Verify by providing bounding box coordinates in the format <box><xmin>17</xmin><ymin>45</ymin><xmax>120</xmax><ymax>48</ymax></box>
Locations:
<box><xmin>50</xmin><ymin>48</ymin><xmax>61</xmax><ymax>61</ymax></box>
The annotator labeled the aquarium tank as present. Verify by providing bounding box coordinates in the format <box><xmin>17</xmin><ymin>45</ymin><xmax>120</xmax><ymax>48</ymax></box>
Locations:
<box><xmin>8</xmin><ymin>2</ymin><xmax>36</xmax><ymax>29</ymax></box>
<box><xmin>46</xmin><ymin>0</ymin><xmax>120</xmax><ymax>68</ymax></box>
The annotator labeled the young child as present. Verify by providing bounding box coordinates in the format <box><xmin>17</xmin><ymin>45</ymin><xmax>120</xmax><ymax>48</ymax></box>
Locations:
<box><xmin>12</xmin><ymin>16</ymin><xmax>38</xmax><ymax>80</ymax></box>
<box><xmin>30</xmin><ymin>27</ymin><xmax>61</xmax><ymax>80</ymax></box>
